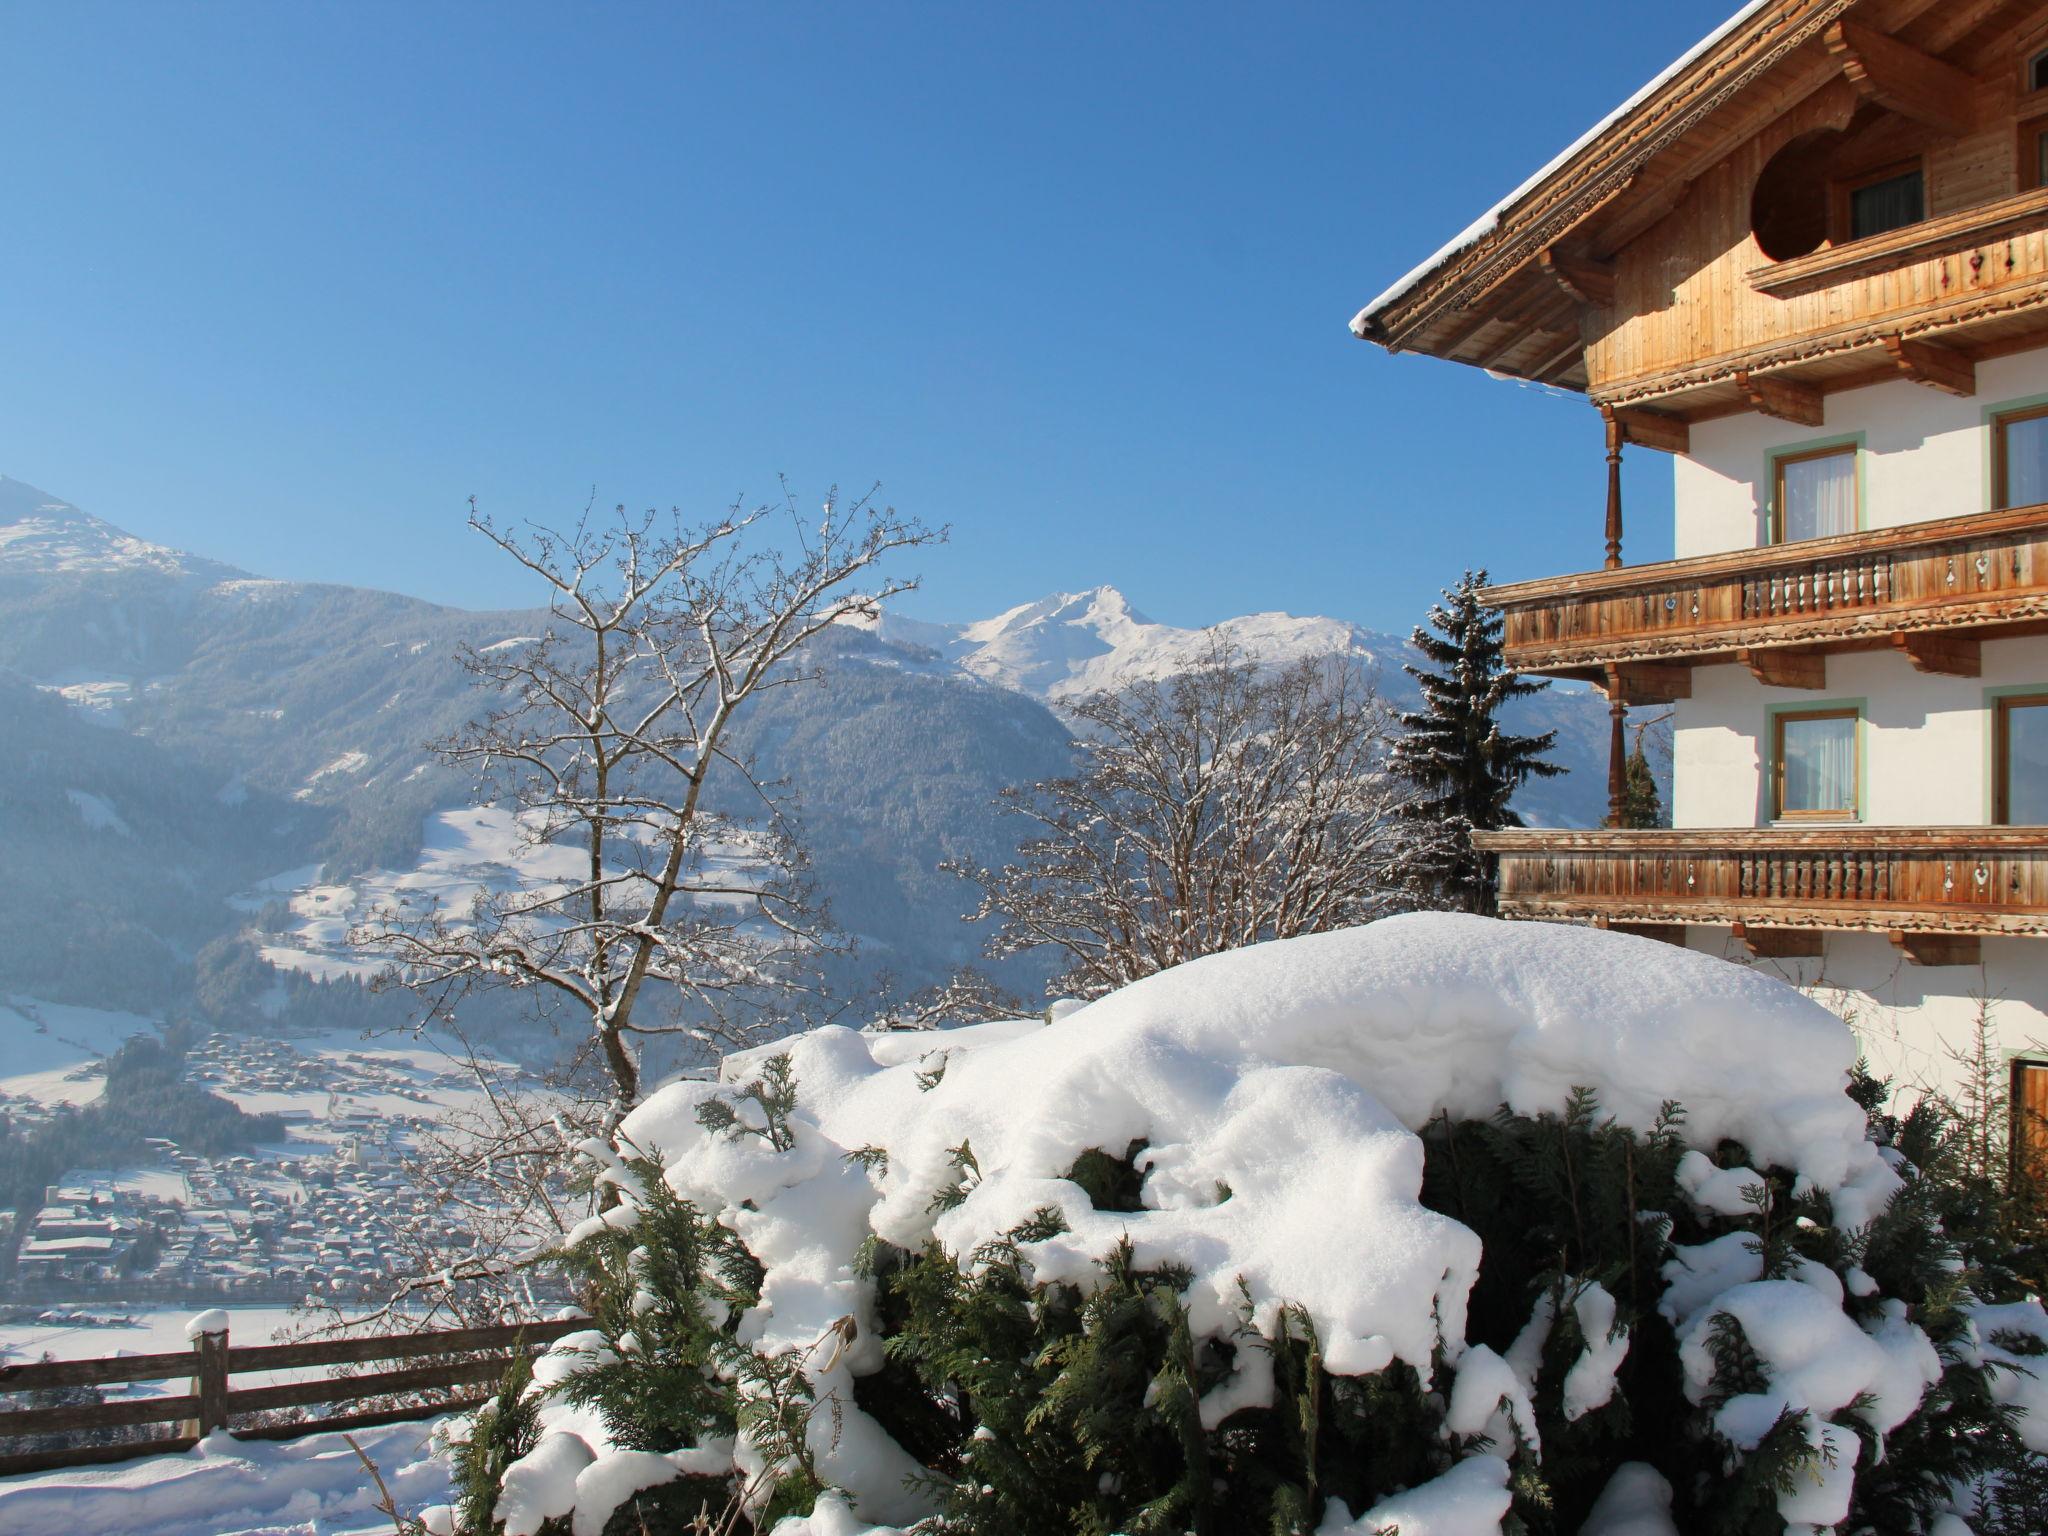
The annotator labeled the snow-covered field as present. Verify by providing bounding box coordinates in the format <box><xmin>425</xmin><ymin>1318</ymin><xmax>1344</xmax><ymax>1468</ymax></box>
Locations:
<box><xmin>0</xmin><ymin>1419</ymin><xmax>456</xmax><ymax>1536</ymax></box>
<box><xmin>252</xmin><ymin>806</ymin><xmax>773</xmax><ymax>984</ymax></box>
<box><xmin>0</xmin><ymin>1305</ymin><xmax>303</xmax><ymax>1376</ymax></box>
<box><xmin>0</xmin><ymin>998</ymin><xmax>162</xmax><ymax>1105</ymax></box>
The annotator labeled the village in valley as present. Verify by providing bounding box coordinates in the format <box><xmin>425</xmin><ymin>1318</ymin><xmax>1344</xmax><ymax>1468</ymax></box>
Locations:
<box><xmin>2</xmin><ymin>1029</ymin><xmax>485</xmax><ymax>1309</ymax></box>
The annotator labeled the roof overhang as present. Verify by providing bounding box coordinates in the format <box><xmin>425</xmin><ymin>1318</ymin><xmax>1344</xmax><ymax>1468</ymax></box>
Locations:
<box><xmin>1351</xmin><ymin>0</ymin><xmax>1852</xmax><ymax>391</ymax></box>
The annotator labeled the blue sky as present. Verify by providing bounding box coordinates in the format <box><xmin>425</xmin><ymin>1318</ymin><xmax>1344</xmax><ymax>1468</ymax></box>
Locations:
<box><xmin>3</xmin><ymin>2</ymin><xmax>1727</xmax><ymax>633</ymax></box>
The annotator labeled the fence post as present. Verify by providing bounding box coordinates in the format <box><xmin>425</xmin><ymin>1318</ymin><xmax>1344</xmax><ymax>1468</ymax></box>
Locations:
<box><xmin>184</xmin><ymin>1312</ymin><xmax>231</xmax><ymax>1440</ymax></box>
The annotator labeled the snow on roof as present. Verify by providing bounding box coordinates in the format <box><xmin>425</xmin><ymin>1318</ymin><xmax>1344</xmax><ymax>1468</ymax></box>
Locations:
<box><xmin>1351</xmin><ymin>0</ymin><xmax>1772</xmax><ymax>336</ymax></box>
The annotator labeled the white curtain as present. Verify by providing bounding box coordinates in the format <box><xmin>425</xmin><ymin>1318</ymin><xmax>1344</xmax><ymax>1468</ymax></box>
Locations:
<box><xmin>2008</xmin><ymin>418</ymin><xmax>2048</xmax><ymax>509</ymax></box>
<box><xmin>1780</xmin><ymin>452</ymin><xmax>1855</xmax><ymax>542</ymax></box>
<box><xmin>2009</xmin><ymin>703</ymin><xmax>2048</xmax><ymax>823</ymax></box>
<box><xmin>1782</xmin><ymin>714</ymin><xmax>1855</xmax><ymax>815</ymax></box>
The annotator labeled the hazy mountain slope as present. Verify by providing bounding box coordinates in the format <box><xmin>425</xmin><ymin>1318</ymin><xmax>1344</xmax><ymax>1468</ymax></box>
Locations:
<box><xmin>716</xmin><ymin>627</ymin><xmax>1076</xmax><ymax>991</ymax></box>
<box><xmin>0</xmin><ymin>672</ymin><xmax>317</xmax><ymax>1013</ymax></box>
<box><xmin>0</xmin><ymin>478</ymin><xmax>1619</xmax><ymax>1026</ymax></box>
<box><xmin>0</xmin><ymin>482</ymin><xmax>1086</xmax><ymax>1014</ymax></box>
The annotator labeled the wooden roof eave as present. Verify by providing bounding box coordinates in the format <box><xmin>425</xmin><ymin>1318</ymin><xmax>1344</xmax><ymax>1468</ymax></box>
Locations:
<box><xmin>1362</xmin><ymin>1</ymin><xmax>1855</xmax><ymax>354</ymax></box>
<box><xmin>1362</xmin><ymin>0</ymin><xmax>1972</xmax><ymax>365</ymax></box>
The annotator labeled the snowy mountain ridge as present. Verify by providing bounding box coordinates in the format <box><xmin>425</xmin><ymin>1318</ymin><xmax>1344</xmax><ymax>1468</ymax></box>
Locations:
<box><xmin>0</xmin><ymin>476</ymin><xmax>245</xmax><ymax>584</ymax></box>
<box><xmin>859</xmin><ymin>583</ymin><xmax>1405</xmax><ymax>704</ymax></box>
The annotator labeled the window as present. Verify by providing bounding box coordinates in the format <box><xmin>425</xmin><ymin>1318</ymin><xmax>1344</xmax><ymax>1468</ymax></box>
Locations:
<box><xmin>1771</xmin><ymin>708</ymin><xmax>1859</xmax><ymax>820</ymax></box>
<box><xmin>1995</xmin><ymin>694</ymin><xmax>2048</xmax><ymax>824</ymax></box>
<box><xmin>2014</xmin><ymin>1058</ymin><xmax>2048</xmax><ymax>1184</ymax></box>
<box><xmin>1845</xmin><ymin>165</ymin><xmax>1924</xmax><ymax>241</ymax></box>
<box><xmin>2031</xmin><ymin>47</ymin><xmax>2048</xmax><ymax>93</ymax></box>
<box><xmin>1995</xmin><ymin>404</ymin><xmax>2048</xmax><ymax>509</ymax></box>
<box><xmin>1771</xmin><ymin>444</ymin><xmax>1857</xmax><ymax>543</ymax></box>
<box><xmin>2023</xmin><ymin>115</ymin><xmax>2048</xmax><ymax>191</ymax></box>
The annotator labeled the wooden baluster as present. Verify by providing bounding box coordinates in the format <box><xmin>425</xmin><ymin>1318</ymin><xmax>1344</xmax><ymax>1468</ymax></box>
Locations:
<box><xmin>1603</xmin><ymin>408</ymin><xmax>1624</xmax><ymax>570</ymax></box>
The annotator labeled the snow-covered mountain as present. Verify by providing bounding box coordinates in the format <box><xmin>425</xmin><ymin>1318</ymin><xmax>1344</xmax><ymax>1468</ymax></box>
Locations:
<box><xmin>862</xmin><ymin>585</ymin><xmax>1402</xmax><ymax>703</ymax></box>
<box><xmin>0</xmin><ymin>478</ymin><xmax>1618</xmax><ymax>1033</ymax></box>
<box><xmin>856</xmin><ymin>583</ymin><xmax>1615</xmax><ymax>833</ymax></box>
<box><xmin>0</xmin><ymin>476</ymin><xmax>244</xmax><ymax>584</ymax></box>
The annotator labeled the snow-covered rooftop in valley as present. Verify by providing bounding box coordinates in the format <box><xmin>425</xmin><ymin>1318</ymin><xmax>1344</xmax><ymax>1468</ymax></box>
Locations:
<box><xmin>1349</xmin><ymin>1</ymin><xmax>1770</xmax><ymax>335</ymax></box>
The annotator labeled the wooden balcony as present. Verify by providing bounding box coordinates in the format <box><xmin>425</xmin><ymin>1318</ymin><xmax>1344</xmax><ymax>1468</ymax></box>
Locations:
<box><xmin>1485</xmin><ymin>504</ymin><xmax>2048</xmax><ymax>700</ymax></box>
<box><xmin>1471</xmin><ymin>825</ymin><xmax>2048</xmax><ymax>964</ymax></box>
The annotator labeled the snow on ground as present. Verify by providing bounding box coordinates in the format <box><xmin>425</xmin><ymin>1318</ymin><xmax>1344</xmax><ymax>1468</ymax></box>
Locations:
<box><xmin>0</xmin><ymin>1305</ymin><xmax>303</xmax><ymax>1378</ymax></box>
<box><xmin>250</xmin><ymin>805</ymin><xmax>773</xmax><ymax>982</ymax></box>
<box><xmin>104</xmin><ymin>1167</ymin><xmax>192</xmax><ymax>1203</ymax></box>
<box><xmin>306</xmin><ymin>750</ymin><xmax>370</xmax><ymax>783</ymax></box>
<box><xmin>0</xmin><ymin>916</ymin><xmax>1940</xmax><ymax>1535</ymax></box>
<box><xmin>65</xmin><ymin>789</ymin><xmax>133</xmax><ymax>836</ymax></box>
<box><xmin>32</xmin><ymin>668</ymin><xmax>141</xmax><ymax>725</ymax></box>
<box><xmin>0</xmin><ymin>1418</ymin><xmax>456</xmax><ymax>1536</ymax></box>
<box><xmin>250</xmin><ymin>806</ymin><xmax>585</xmax><ymax>982</ymax></box>
<box><xmin>0</xmin><ymin>999</ymin><xmax>161</xmax><ymax>1104</ymax></box>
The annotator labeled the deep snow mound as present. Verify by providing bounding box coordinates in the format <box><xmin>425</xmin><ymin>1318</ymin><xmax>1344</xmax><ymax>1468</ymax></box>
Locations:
<box><xmin>521</xmin><ymin>913</ymin><xmax>1908</xmax><ymax>1533</ymax></box>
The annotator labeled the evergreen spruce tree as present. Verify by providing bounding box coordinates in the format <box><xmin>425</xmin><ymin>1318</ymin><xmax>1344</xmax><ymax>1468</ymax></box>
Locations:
<box><xmin>1392</xmin><ymin>570</ymin><xmax>1564</xmax><ymax>912</ymax></box>
<box><xmin>1617</xmin><ymin>733</ymin><xmax>1662</xmax><ymax>829</ymax></box>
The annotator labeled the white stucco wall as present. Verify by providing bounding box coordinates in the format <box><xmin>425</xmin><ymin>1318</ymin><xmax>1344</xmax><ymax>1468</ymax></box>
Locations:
<box><xmin>1683</xmin><ymin>929</ymin><xmax>2048</xmax><ymax>1100</ymax></box>
<box><xmin>1674</xmin><ymin>350</ymin><xmax>2048</xmax><ymax>556</ymax></box>
<box><xmin>1671</xmin><ymin>636</ymin><xmax>2047</xmax><ymax>829</ymax></box>
<box><xmin>1665</xmin><ymin>346</ymin><xmax>2048</xmax><ymax>1101</ymax></box>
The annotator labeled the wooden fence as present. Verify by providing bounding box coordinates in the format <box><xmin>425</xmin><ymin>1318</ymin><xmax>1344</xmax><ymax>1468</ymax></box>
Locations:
<box><xmin>0</xmin><ymin>1315</ymin><xmax>584</xmax><ymax>1477</ymax></box>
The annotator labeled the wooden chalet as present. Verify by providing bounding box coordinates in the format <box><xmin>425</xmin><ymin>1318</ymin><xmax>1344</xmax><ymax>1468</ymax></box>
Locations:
<box><xmin>1356</xmin><ymin>0</ymin><xmax>2048</xmax><ymax>1109</ymax></box>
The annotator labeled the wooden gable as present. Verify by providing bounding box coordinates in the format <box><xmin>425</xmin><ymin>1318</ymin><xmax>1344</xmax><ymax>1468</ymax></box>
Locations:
<box><xmin>1359</xmin><ymin>0</ymin><xmax>2048</xmax><ymax>425</ymax></box>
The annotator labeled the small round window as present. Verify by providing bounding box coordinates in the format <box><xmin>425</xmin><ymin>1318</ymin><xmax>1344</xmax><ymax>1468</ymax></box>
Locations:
<box><xmin>1750</xmin><ymin>131</ymin><xmax>1841</xmax><ymax>261</ymax></box>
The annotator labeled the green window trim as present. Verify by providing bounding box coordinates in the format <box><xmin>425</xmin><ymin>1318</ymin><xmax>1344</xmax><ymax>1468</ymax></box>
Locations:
<box><xmin>1985</xmin><ymin>683</ymin><xmax>2048</xmax><ymax>825</ymax></box>
<box><xmin>1983</xmin><ymin>390</ymin><xmax>2048</xmax><ymax>511</ymax></box>
<box><xmin>1763</xmin><ymin>432</ymin><xmax>1866</xmax><ymax>545</ymax></box>
<box><xmin>1763</xmin><ymin>698</ymin><xmax>1868</xmax><ymax>824</ymax></box>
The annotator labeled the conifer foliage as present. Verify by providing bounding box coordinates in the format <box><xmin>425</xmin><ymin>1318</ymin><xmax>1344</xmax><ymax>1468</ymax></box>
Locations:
<box><xmin>449</xmin><ymin>1062</ymin><xmax>2048</xmax><ymax>1536</ymax></box>
<box><xmin>1391</xmin><ymin>571</ymin><xmax>1563</xmax><ymax>912</ymax></box>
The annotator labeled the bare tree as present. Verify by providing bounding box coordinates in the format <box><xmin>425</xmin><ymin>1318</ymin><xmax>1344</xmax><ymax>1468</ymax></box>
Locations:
<box><xmin>946</xmin><ymin>639</ymin><xmax>1446</xmax><ymax>1000</ymax></box>
<box><xmin>351</xmin><ymin>485</ymin><xmax>937</xmax><ymax>1121</ymax></box>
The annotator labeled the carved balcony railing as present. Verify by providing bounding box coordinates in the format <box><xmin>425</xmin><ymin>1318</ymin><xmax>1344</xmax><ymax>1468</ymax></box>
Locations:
<box><xmin>1484</xmin><ymin>504</ymin><xmax>2048</xmax><ymax>696</ymax></box>
<box><xmin>1471</xmin><ymin>825</ymin><xmax>2048</xmax><ymax>964</ymax></box>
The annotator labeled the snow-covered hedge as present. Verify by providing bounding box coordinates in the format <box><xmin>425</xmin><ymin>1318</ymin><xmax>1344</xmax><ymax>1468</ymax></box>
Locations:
<box><xmin>443</xmin><ymin>914</ymin><xmax>2048</xmax><ymax>1535</ymax></box>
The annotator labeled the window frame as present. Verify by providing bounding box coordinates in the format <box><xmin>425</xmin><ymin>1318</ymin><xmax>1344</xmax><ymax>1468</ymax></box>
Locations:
<box><xmin>1993</xmin><ymin>692</ymin><xmax>2048</xmax><ymax>825</ymax></box>
<box><xmin>1994</xmin><ymin>402</ymin><xmax>2048</xmax><ymax>510</ymax></box>
<box><xmin>1769</xmin><ymin>705</ymin><xmax>1862</xmax><ymax>823</ymax></box>
<box><xmin>1833</xmin><ymin>158</ymin><xmax>1926</xmax><ymax>244</ymax></box>
<box><xmin>1769</xmin><ymin>441</ymin><xmax>1860</xmax><ymax>545</ymax></box>
<box><xmin>2021</xmin><ymin>113</ymin><xmax>2048</xmax><ymax>192</ymax></box>
<box><xmin>2012</xmin><ymin>1056</ymin><xmax>2048</xmax><ymax>1186</ymax></box>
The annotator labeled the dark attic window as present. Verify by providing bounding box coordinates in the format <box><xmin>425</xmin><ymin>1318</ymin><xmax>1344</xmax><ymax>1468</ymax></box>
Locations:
<box><xmin>1751</xmin><ymin>132</ymin><xmax>1835</xmax><ymax>260</ymax></box>
<box><xmin>2031</xmin><ymin>47</ymin><xmax>2048</xmax><ymax>93</ymax></box>
<box><xmin>1846</xmin><ymin>166</ymin><xmax>1925</xmax><ymax>241</ymax></box>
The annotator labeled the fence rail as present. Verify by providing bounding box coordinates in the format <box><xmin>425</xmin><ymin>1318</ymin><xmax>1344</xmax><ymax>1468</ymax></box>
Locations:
<box><xmin>0</xmin><ymin>1314</ymin><xmax>584</xmax><ymax>1477</ymax></box>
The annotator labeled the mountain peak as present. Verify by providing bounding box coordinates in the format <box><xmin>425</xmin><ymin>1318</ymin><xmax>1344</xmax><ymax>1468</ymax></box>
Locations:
<box><xmin>0</xmin><ymin>477</ymin><xmax>244</xmax><ymax>582</ymax></box>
